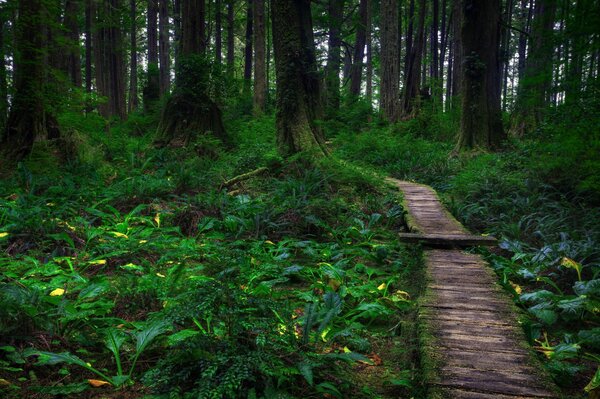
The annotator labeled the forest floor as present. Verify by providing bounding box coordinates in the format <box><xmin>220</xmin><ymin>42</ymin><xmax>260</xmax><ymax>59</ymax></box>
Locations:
<box><xmin>1</xmin><ymin>107</ymin><xmax>599</xmax><ymax>398</ymax></box>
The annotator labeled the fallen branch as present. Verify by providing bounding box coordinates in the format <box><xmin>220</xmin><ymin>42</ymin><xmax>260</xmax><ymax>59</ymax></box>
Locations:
<box><xmin>221</xmin><ymin>167</ymin><xmax>269</xmax><ymax>189</ymax></box>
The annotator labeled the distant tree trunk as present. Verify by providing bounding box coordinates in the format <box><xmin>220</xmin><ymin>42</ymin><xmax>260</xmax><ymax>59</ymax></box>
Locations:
<box><xmin>401</xmin><ymin>0</ymin><xmax>426</xmax><ymax>116</ymax></box>
<box><xmin>512</xmin><ymin>0</ymin><xmax>556</xmax><ymax>135</ymax></box>
<box><xmin>404</xmin><ymin>0</ymin><xmax>415</xmax><ymax>81</ymax></box>
<box><xmin>500</xmin><ymin>0</ymin><xmax>514</xmax><ymax>110</ymax></box>
<box><xmin>325</xmin><ymin>0</ymin><xmax>344</xmax><ymax>112</ymax></box>
<box><xmin>174</xmin><ymin>0</ymin><xmax>181</xmax><ymax>53</ymax></box>
<box><xmin>244</xmin><ymin>0</ymin><xmax>253</xmax><ymax>94</ymax></box>
<box><xmin>451</xmin><ymin>0</ymin><xmax>462</xmax><ymax>98</ymax></box>
<box><xmin>343</xmin><ymin>45</ymin><xmax>352</xmax><ymax>83</ymax></box>
<box><xmin>64</xmin><ymin>0</ymin><xmax>82</xmax><ymax>87</ymax></box>
<box><xmin>439</xmin><ymin>0</ymin><xmax>448</xmax><ymax>97</ymax></box>
<box><xmin>215</xmin><ymin>0</ymin><xmax>222</xmax><ymax>64</ymax></box>
<box><xmin>94</xmin><ymin>0</ymin><xmax>127</xmax><ymax>119</ymax></box>
<box><xmin>380</xmin><ymin>0</ymin><xmax>399</xmax><ymax>121</ymax></box>
<box><xmin>226</xmin><ymin>0</ymin><xmax>234</xmax><ymax>76</ymax></box>
<box><xmin>365</xmin><ymin>0</ymin><xmax>373</xmax><ymax>104</ymax></box>
<box><xmin>85</xmin><ymin>0</ymin><xmax>92</xmax><ymax>112</ymax></box>
<box><xmin>517</xmin><ymin>0</ymin><xmax>532</xmax><ymax>81</ymax></box>
<box><xmin>159</xmin><ymin>0</ymin><xmax>170</xmax><ymax>95</ymax></box>
<box><xmin>349</xmin><ymin>0</ymin><xmax>368</xmax><ymax>96</ymax></box>
<box><xmin>1</xmin><ymin>0</ymin><xmax>59</xmax><ymax>162</ymax></box>
<box><xmin>272</xmin><ymin>0</ymin><xmax>327</xmax><ymax>157</ymax></box>
<box><xmin>155</xmin><ymin>0</ymin><xmax>226</xmax><ymax>146</ymax></box>
<box><xmin>446</xmin><ymin>38</ymin><xmax>453</xmax><ymax>104</ymax></box>
<box><xmin>457</xmin><ymin>0</ymin><xmax>504</xmax><ymax>150</ymax></box>
<box><xmin>129</xmin><ymin>0</ymin><xmax>138</xmax><ymax>112</ymax></box>
<box><xmin>144</xmin><ymin>0</ymin><xmax>160</xmax><ymax>108</ymax></box>
<box><xmin>0</xmin><ymin>16</ymin><xmax>8</xmax><ymax>130</ymax></box>
<box><xmin>565</xmin><ymin>0</ymin><xmax>588</xmax><ymax>104</ymax></box>
<box><xmin>253</xmin><ymin>0</ymin><xmax>266</xmax><ymax>114</ymax></box>
<box><xmin>431</xmin><ymin>0</ymin><xmax>439</xmax><ymax>102</ymax></box>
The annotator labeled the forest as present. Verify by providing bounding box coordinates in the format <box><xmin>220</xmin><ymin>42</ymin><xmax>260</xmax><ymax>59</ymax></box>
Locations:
<box><xmin>0</xmin><ymin>0</ymin><xmax>599</xmax><ymax>397</ymax></box>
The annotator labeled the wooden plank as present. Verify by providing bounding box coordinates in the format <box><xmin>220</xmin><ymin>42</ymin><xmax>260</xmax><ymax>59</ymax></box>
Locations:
<box><xmin>441</xmin><ymin>388</ymin><xmax>552</xmax><ymax>399</ymax></box>
<box><xmin>399</xmin><ymin>232</ymin><xmax>497</xmax><ymax>246</ymax></box>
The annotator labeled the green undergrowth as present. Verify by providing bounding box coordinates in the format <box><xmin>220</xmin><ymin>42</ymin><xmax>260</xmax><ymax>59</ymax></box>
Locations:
<box><xmin>0</xmin><ymin>112</ymin><xmax>426</xmax><ymax>398</ymax></box>
<box><xmin>334</xmin><ymin>101</ymin><xmax>600</xmax><ymax>396</ymax></box>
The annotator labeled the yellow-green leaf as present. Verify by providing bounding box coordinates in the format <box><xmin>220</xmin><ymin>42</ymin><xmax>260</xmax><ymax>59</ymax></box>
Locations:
<box><xmin>49</xmin><ymin>288</ymin><xmax>65</xmax><ymax>296</ymax></box>
<box><xmin>0</xmin><ymin>232</ymin><xmax>8</xmax><ymax>238</ymax></box>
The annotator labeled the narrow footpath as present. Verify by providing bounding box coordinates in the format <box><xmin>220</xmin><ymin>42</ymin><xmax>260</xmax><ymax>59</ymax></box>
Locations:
<box><xmin>388</xmin><ymin>178</ymin><xmax>558</xmax><ymax>399</ymax></box>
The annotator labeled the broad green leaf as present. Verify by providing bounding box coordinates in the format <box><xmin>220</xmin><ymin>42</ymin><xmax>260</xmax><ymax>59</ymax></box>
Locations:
<box><xmin>135</xmin><ymin>321</ymin><xmax>168</xmax><ymax>354</ymax></box>
<box><xmin>585</xmin><ymin>367</ymin><xmax>600</xmax><ymax>393</ymax></box>
<box><xmin>167</xmin><ymin>329</ymin><xmax>200</xmax><ymax>346</ymax></box>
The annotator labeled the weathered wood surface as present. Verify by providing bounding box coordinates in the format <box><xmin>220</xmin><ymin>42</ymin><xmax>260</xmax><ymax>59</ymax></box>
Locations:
<box><xmin>398</xmin><ymin>232</ymin><xmax>498</xmax><ymax>247</ymax></box>
<box><xmin>388</xmin><ymin>178</ymin><xmax>557</xmax><ymax>399</ymax></box>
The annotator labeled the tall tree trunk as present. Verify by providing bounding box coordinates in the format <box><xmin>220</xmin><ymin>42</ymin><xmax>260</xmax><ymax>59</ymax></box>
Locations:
<box><xmin>174</xmin><ymin>0</ymin><xmax>181</xmax><ymax>54</ymax></box>
<box><xmin>380</xmin><ymin>0</ymin><xmax>399</xmax><ymax>121</ymax></box>
<box><xmin>144</xmin><ymin>0</ymin><xmax>160</xmax><ymax>108</ymax></box>
<box><xmin>159</xmin><ymin>0</ymin><xmax>170</xmax><ymax>95</ymax></box>
<box><xmin>439</xmin><ymin>0</ymin><xmax>448</xmax><ymax>93</ymax></box>
<box><xmin>325</xmin><ymin>0</ymin><xmax>344</xmax><ymax>112</ymax></box>
<box><xmin>244</xmin><ymin>0</ymin><xmax>253</xmax><ymax>94</ymax></box>
<box><xmin>64</xmin><ymin>0</ymin><xmax>82</xmax><ymax>87</ymax></box>
<box><xmin>366</xmin><ymin>0</ymin><xmax>373</xmax><ymax>105</ymax></box>
<box><xmin>156</xmin><ymin>0</ymin><xmax>226</xmax><ymax>146</ymax></box>
<box><xmin>457</xmin><ymin>0</ymin><xmax>504</xmax><ymax>150</ymax></box>
<box><xmin>451</xmin><ymin>0</ymin><xmax>462</xmax><ymax>98</ymax></box>
<box><xmin>2</xmin><ymin>0</ymin><xmax>60</xmax><ymax>162</ymax></box>
<box><xmin>94</xmin><ymin>0</ymin><xmax>127</xmax><ymax>119</ymax></box>
<box><xmin>253</xmin><ymin>0</ymin><xmax>266</xmax><ymax>114</ymax></box>
<box><xmin>565</xmin><ymin>0</ymin><xmax>589</xmax><ymax>104</ymax></box>
<box><xmin>431</xmin><ymin>0</ymin><xmax>439</xmax><ymax>102</ymax></box>
<box><xmin>0</xmin><ymin>16</ymin><xmax>8</xmax><ymax>130</ymax></box>
<box><xmin>85</xmin><ymin>0</ymin><xmax>92</xmax><ymax>112</ymax></box>
<box><xmin>129</xmin><ymin>0</ymin><xmax>138</xmax><ymax>112</ymax></box>
<box><xmin>517</xmin><ymin>0</ymin><xmax>533</xmax><ymax>81</ymax></box>
<box><xmin>512</xmin><ymin>0</ymin><xmax>556</xmax><ymax>134</ymax></box>
<box><xmin>226</xmin><ymin>0</ymin><xmax>234</xmax><ymax>76</ymax></box>
<box><xmin>272</xmin><ymin>0</ymin><xmax>327</xmax><ymax>157</ymax></box>
<box><xmin>401</xmin><ymin>0</ymin><xmax>426</xmax><ymax>116</ymax></box>
<box><xmin>215</xmin><ymin>0</ymin><xmax>222</xmax><ymax>64</ymax></box>
<box><xmin>501</xmin><ymin>0</ymin><xmax>514</xmax><ymax>110</ymax></box>
<box><xmin>349</xmin><ymin>0</ymin><xmax>368</xmax><ymax>96</ymax></box>
<box><xmin>404</xmin><ymin>0</ymin><xmax>415</xmax><ymax>81</ymax></box>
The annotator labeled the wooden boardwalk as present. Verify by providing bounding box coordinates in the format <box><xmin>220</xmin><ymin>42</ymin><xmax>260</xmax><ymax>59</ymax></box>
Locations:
<box><xmin>388</xmin><ymin>179</ymin><xmax>557</xmax><ymax>399</ymax></box>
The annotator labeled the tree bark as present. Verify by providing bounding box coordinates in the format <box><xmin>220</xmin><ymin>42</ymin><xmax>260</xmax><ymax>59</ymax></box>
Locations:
<box><xmin>244</xmin><ymin>0</ymin><xmax>253</xmax><ymax>94</ymax></box>
<box><xmin>144</xmin><ymin>0</ymin><xmax>160</xmax><ymax>108</ymax></box>
<box><xmin>156</xmin><ymin>0</ymin><xmax>227</xmax><ymax>146</ymax></box>
<box><xmin>512</xmin><ymin>0</ymin><xmax>556</xmax><ymax>134</ymax></box>
<box><xmin>85</xmin><ymin>0</ymin><xmax>92</xmax><ymax>112</ymax></box>
<box><xmin>215</xmin><ymin>0</ymin><xmax>223</xmax><ymax>64</ymax></box>
<box><xmin>366</xmin><ymin>0</ymin><xmax>373</xmax><ymax>105</ymax></box>
<box><xmin>450</xmin><ymin>0</ymin><xmax>462</xmax><ymax>100</ymax></box>
<box><xmin>272</xmin><ymin>0</ymin><xmax>327</xmax><ymax>157</ymax></box>
<box><xmin>325</xmin><ymin>0</ymin><xmax>344</xmax><ymax>111</ymax></box>
<box><xmin>517</xmin><ymin>0</ymin><xmax>532</xmax><ymax>81</ymax></box>
<box><xmin>349</xmin><ymin>0</ymin><xmax>368</xmax><ymax>96</ymax></box>
<box><xmin>94</xmin><ymin>0</ymin><xmax>127</xmax><ymax>119</ymax></box>
<box><xmin>500</xmin><ymin>0</ymin><xmax>514</xmax><ymax>110</ymax></box>
<box><xmin>1</xmin><ymin>0</ymin><xmax>60</xmax><ymax>162</ymax></box>
<box><xmin>129</xmin><ymin>0</ymin><xmax>138</xmax><ymax>112</ymax></box>
<box><xmin>380</xmin><ymin>0</ymin><xmax>400</xmax><ymax>121</ymax></box>
<box><xmin>253</xmin><ymin>0</ymin><xmax>266</xmax><ymax>114</ymax></box>
<box><xmin>0</xmin><ymin>16</ymin><xmax>8</xmax><ymax>130</ymax></box>
<box><xmin>401</xmin><ymin>0</ymin><xmax>426</xmax><ymax>116</ymax></box>
<box><xmin>159</xmin><ymin>0</ymin><xmax>170</xmax><ymax>95</ymax></box>
<box><xmin>226</xmin><ymin>0</ymin><xmax>234</xmax><ymax>76</ymax></box>
<box><xmin>404</xmin><ymin>0</ymin><xmax>415</xmax><ymax>81</ymax></box>
<box><xmin>457</xmin><ymin>0</ymin><xmax>505</xmax><ymax>150</ymax></box>
<box><xmin>431</xmin><ymin>0</ymin><xmax>439</xmax><ymax>102</ymax></box>
<box><xmin>64</xmin><ymin>0</ymin><xmax>82</xmax><ymax>88</ymax></box>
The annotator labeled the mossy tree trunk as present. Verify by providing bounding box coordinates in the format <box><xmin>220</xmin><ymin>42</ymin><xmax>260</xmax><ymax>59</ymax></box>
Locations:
<box><xmin>155</xmin><ymin>0</ymin><xmax>226</xmax><ymax>147</ymax></box>
<box><xmin>457</xmin><ymin>0</ymin><xmax>505</xmax><ymax>151</ymax></box>
<box><xmin>1</xmin><ymin>0</ymin><xmax>59</xmax><ymax>162</ymax></box>
<box><xmin>143</xmin><ymin>0</ymin><xmax>160</xmax><ymax>110</ymax></box>
<box><xmin>349</xmin><ymin>0</ymin><xmax>367</xmax><ymax>97</ymax></box>
<box><xmin>272</xmin><ymin>0</ymin><xmax>327</xmax><ymax>157</ymax></box>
